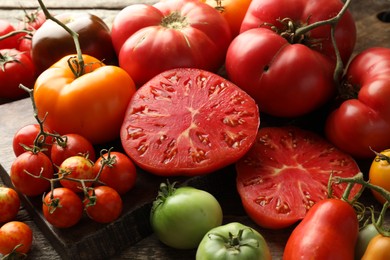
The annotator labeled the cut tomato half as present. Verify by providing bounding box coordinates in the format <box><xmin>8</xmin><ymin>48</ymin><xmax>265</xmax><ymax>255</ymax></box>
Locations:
<box><xmin>120</xmin><ymin>68</ymin><xmax>260</xmax><ymax>176</ymax></box>
<box><xmin>236</xmin><ymin>126</ymin><xmax>361</xmax><ymax>229</ymax></box>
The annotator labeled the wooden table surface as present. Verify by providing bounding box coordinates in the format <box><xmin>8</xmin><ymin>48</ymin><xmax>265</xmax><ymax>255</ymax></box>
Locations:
<box><xmin>1</xmin><ymin>0</ymin><xmax>390</xmax><ymax>259</ymax></box>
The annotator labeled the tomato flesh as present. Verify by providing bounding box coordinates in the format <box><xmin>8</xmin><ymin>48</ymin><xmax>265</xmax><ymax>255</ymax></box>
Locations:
<box><xmin>120</xmin><ymin>68</ymin><xmax>260</xmax><ymax>176</ymax></box>
<box><xmin>236</xmin><ymin>126</ymin><xmax>361</xmax><ymax>229</ymax></box>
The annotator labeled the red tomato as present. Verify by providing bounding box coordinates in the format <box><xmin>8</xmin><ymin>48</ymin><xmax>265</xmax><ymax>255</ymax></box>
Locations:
<box><xmin>93</xmin><ymin>151</ymin><xmax>137</xmax><ymax>195</ymax></box>
<box><xmin>0</xmin><ymin>19</ymin><xmax>19</xmax><ymax>49</ymax></box>
<box><xmin>0</xmin><ymin>221</ymin><xmax>33</xmax><ymax>256</ymax></box>
<box><xmin>17</xmin><ymin>34</ymin><xmax>33</xmax><ymax>59</ymax></box>
<box><xmin>84</xmin><ymin>186</ymin><xmax>123</xmax><ymax>223</ymax></box>
<box><xmin>51</xmin><ymin>133</ymin><xmax>96</xmax><ymax>167</ymax></box>
<box><xmin>10</xmin><ymin>151</ymin><xmax>54</xmax><ymax>197</ymax></box>
<box><xmin>42</xmin><ymin>187</ymin><xmax>83</xmax><ymax>228</ymax></box>
<box><xmin>17</xmin><ymin>8</ymin><xmax>46</xmax><ymax>31</ymax></box>
<box><xmin>325</xmin><ymin>47</ymin><xmax>390</xmax><ymax>158</ymax></box>
<box><xmin>235</xmin><ymin>126</ymin><xmax>361</xmax><ymax>229</ymax></box>
<box><xmin>12</xmin><ymin>123</ymin><xmax>54</xmax><ymax>157</ymax></box>
<box><xmin>283</xmin><ymin>198</ymin><xmax>359</xmax><ymax>259</ymax></box>
<box><xmin>120</xmin><ymin>68</ymin><xmax>260</xmax><ymax>176</ymax></box>
<box><xmin>0</xmin><ymin>49</ymin><xmax>36</xmax><ymax>100</ymax></box>
<box><xmin>240</xmin><ymin>0</ymin><xmax>356</xmax><ymax>64</ymax></box>
<box><xmin>59</xmin><ymin>155</ymin><xmax>96</xmax><ymax>193</ymax></box>
<box><xmin>111</xmin><ymin>0</ymin><xmax>232</xmax><ymax>86</ymax></box>
<box><xmin>0</xmin><ymin>187</ymin><xmax>20</xmax><ymax>223</ymax></box>
<box><xmin>204</xmin><ymin>0</ymin><xmax>252</xmax><ymax>37</ymax></box>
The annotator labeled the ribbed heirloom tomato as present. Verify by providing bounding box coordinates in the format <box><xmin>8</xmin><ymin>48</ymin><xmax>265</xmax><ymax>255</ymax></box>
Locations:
<box><xmin>34</xmin><ymin>55</ymin><xmax>136</xmax><ymax>144</ymax></box>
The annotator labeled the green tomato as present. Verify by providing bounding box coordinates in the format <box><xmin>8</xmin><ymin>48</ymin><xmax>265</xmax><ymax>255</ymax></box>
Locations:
<box><xmin>150</xmin><ymin>182</ymin><xmax>223</xmax><ymax>249</ymax></box>
<box><xmin>354</xmin><ymin>223</ymin><xmax>380</xmax><ymax>260</ymax></box>
<box><xmin>196</xmin><ymin>222</ymin><xmax>272</xmax><ymax>260</ymax></box>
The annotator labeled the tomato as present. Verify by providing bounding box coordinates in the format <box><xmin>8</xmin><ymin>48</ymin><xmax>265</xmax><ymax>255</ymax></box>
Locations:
<box><xmin>362</xmin><ymin>234</ymin><xmax>390</xmax><ymax>260</ymax></box>
<box><xmin>325</xmin><ymin>47</ymin><xmax>390</xmax><ymax>158</ymax></box>
<box><xmin>12</xmin><ymin>123</ymin><xmax>54</xmax><ymax>157</ymax></box>
<box><xmin>51</xmin><ymin>133</ymin><xmax>96</xmax><ymax>167</ymax></box>
<box><xmin>0</xmin><ymin>19</ymin><xmax>19</xmax><ymax>49</ymax></box>
<box><xmin>235</xmin><ymin>126</ymin><xmax>361</xmax><ymax>229</ymax></box>
<box><xmin>355</xmin><ymin>224</ymin><xmax>380</xmax><ymax>260</ymax></box>
<box><xmin>150</xmin><ymin>182</ymin><xmax>223</xmax><ymax>249</ymax></box>
<box><xmin>33</xmin><ymin>54</ymin><xmax>136</xmax><ymax>144</ymax></box>
<box><xmin>10</xmin><ymin>151</ymin><xmax>54</xmax><ymax>196</ymax></box>
<box><xmin>0</xmin><ymin>187</ymin><xmax>20</xmax><ymax>223</ymax></box>
<box><xmin>196</xmin><ymin>222</ymin><xmax>271</xmax><ymax>260</ymax></box>
<box><xmin>93</xmin><ymin>151</ymin><xmax>137</xmax><ymax>195</ymax></box>
<box><xmin>84</xmin><ymin>186</ymin><xmax>123</xmax><ymax>223</ymax></box>
<box><xmin>17</xmin><ymin>8</ymin><xmax>46</xmax><ymax>31</ymax></box>
<box><xmin>0</xmin><ymin>221</ymin><xmax>33</xmax><ymax>257</ymax></box>
<box><xmin>42</xmin><ymin>187</ymin><xmax>83</xmax><ymax>228</ymax></box>
<box><xmin>368</xmin><ymin>149</ymin><xmax>390</xmax><ymax>204</ymax></box>
<box><xmin>283</xmin><ymin>198</ymin><xmax>359</xmax><ymax>259</ymax></box>
<box><xmin>32</xmin><ymin>12</ymin><xmax>117</xmax><ymax>74</ymax></box>
<box><xmin>17</xmin><ymin>34</ymin><xmax>33</xmax><ymax>59</ymax></box>
<box><xmin>59</xmin><ymin>155</ymin><xmax>95</xmax><ymax>193</ymax></box>
<box><xmin>120</xmin><ymin>68</ymin><xmax>259</xmax><ymax>176</ymax></box>
<box><xmin>111</xmin><ymin>0</ymin><xmax>232</xmax><ymax>86</ymax></box>
<box><xmin>0</xmin><ymin>49</ymin><xmax>36</xmax><ymax>100</ymax></box>
<box><xmin>204</xmin><ymin>0</ymin><xmax>252</xmax><ymax>37</ymax></box>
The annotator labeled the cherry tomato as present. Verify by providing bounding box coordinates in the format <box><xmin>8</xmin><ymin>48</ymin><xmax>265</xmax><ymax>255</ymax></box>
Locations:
<box><xmin>0</xmin><ymin>187</ymin><xmax>20</xmax><ymax>223</ymax></box>
<box><xmin>59</xmin><ymin>155</ymin><xmax>96</xmax><ymax>193</ymax></box>
<box><xmin>84</xmin><ymin>186</ymin><xmax>123</xmax><ymax>223</ymax></box>
<box><xmin>0</xmin><ymin>48</ymin><xmax>36</xmax><ymax>100</ymax></box>
<box><xmin>0</xmin><ymin>221</ymin><xmax>33</xmax><ymax>257</ymax></box>
<box><xmin>10</xmin><ymin>151</ymin><xmax>54</xmax><ymax>197</ymax></box>
<box><xmin>0</xmin><ymin>19</ymin><xmax>19</xmax><ymax>49</ymax></box>
<box><xmin>12</xmin><ymin>123</ymin><xmax>54</xmax><ymax>157</ymax></box>
<box><xmin>283</xmin><ymin>198</ymin><xmax>359</xmax><ymax>259</ymax></box>
<box><xmin>51</xmin><ymin>133</ymin><xmax>96</xmax><ymax>167</ymax></box>
<box><xmin>236</xmin><ymin>126</ymin><xmax>361</xmax><ymax>229</ymax></box>
<box><xmin>93</xmin><ymin>151</ymin><xmax>137</xmax><ymax>195</ymax></box>
<box><xmin>32</xmin><ymin>12</ymin><xmax>117</xmax><ymax>74</ymax></box>
<box><xmin>17</xmin><ymin>8</ymin><xmax>46</xmax><ymax>31</ymax></box>
<box><xmin>33</xmin><ymin>54</ymin><xmax>136</xmax><ymax>145</ymax></box>
<box><xmin>42</xmin><ymin>187</ymin><xmax>83</xmax><ymax>228</ymax></box>
<box><xmin>368</xmin><ymin>149</ymin><xmax>390</xmax><ymax>204</ymax></box>
<box><xmin>362</xmin><ymin>234</ymin><xmax>390</xmax><ymax>260</ymax></box>
<box><xmin>120</xmin><ymin>68</ymin><xmax>259</xmax><ymax>176</ymax></box>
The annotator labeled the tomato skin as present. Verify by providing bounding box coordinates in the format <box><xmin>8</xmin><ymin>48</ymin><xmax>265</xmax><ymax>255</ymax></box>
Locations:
<box><xmin>51</xmin><ymin>133</ymin><xmax>96</xmax><ymax>167</ymax></box>
<box><xmin>362</xmin><ymin>234</ymin><xmax>390</xmax><ymax>260</ymax></box>
<box><xmin>42</xmin><ymin>187</ymin><xmax>84</xmax><ymax>228</ymax></box>
<box><xmin>150</xmin><ymin>183</ymin><xmax>223</xmax><ymax>249</ymax></box>
<box><xmin>120</xmin><ymin>68</ymin><xmax>260</xmax><ymax>176</ymax></box>
<box><xmin>59</xmin><ymin>155</ymin><xmax>96</xmax><ymax>193</ymax></box>
<box><xmin>240</xmin><ymin>0</ymin><xmax>356</xmax><ymax>64</ymax></box>
<box><xmin>283</xmin><ymin>199</ymin><xmax>359</xmax><ymax>260</ymax></box>
<box><xmin>12</xmin><ymin>123</ymin><xmax>54</xmax><ymax>157</ymax></box>
<box><xmin>0</xmin><ymin>187</ymin><xmax>20</xmax><ymax>223</ymax></box>
<box><xmin>0</xmin><ymin>49</ymin><xmax>36</xmax><ymax>100</ymax></box>
<box><xmin>226</xmin><ymin>28</ymin><xmax>336</xmax><ymax>117</ymax></box>
<box><xmin>368</xmin><ymin>149</ymin><xmax>390</xmax><ymax>204</ymax></box>
<box><xmin>93</xmin><ymin>151</ymin><xmax>137</xmax><ymax>195</ymax></box>
<box><xmin>84</xmin><ymin>186</ymin><xmax>123</xmax><ymax>223</ymax></box>
<box><xmin>325</xmin><ymin>47</ymin><xmax>390</xmax><ymax>158</ymax></box>
<box><xmin>0</xmin><ymin>221</ymin><xmax>33</xmax><ymax>256</ymax></box>
<box><xmin>0</xmin><ymin>19</ymin><xmax>19</xmax><ymax>49</ymax></box>
<box><xmin>112</xmin><ymin>0</ymin><xmax>232</xmax><ymax>86</ymax></box>
<box><xmin>10</xmin><ymin>151</ymin><xmax>54</xmax><ymax>196</ymax></box>
<box><xmin>32</xmin><ymin>12</ymin><xmax>116</xmax><ymax>74</ymax></box>
<box><xmin>196</xmin><ymin>222</ymin><xmax>271</xmax><ymax>260</ymax></box>
<box><xmin>33</xmin><ymin>54</ymin><xmax>136</xmax><ymax>145</ymax></box>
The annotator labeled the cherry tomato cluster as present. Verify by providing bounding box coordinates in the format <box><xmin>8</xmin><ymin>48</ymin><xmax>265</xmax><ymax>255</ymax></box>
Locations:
<box><xmin>10</xmin><ymin>122</ymin><xmax>137</xmax><ymax>229</ymax></box>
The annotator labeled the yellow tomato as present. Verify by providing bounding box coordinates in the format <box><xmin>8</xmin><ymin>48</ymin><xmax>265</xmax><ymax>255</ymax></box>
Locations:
<box><xmin>369</xmin><ymin>149</ymin><xmax>390</xmax><ymax>204</ymax></box>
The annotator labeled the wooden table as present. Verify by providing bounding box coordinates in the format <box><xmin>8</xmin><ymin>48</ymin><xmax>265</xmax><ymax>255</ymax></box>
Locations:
<box><xmin>1</xmin><ymin>0</ymin><xmax>390</xmax><ymax>259</ymax></box>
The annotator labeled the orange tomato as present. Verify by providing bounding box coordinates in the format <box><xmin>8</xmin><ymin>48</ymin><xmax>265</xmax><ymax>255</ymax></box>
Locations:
<box><xmin>362</xmin><ymin>234</ymin><xmax>390</xmax><ymax>260</ymax></box>
<box><xmin>34</xmin><ymin>54</ymin><xmax>136</xmax><ymax>144</ymax></box>
<box><xmin>369</xmin><ymin>149</ymin><xmax>390</xmax><ymax>204</ymax></box>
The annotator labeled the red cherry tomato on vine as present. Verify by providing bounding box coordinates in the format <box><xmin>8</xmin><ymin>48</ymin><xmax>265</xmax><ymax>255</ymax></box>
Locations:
<box><xmin>42</xmin><ymin>187</ymin><xmax>83</xmax><ymax>228</ymax></box>
<box><xmin>84</xmin><ymin>186</ymin><xmax>123</xmax><ymax>223</ymax></box>
<box><xmin>10</xmin><ymin>151</ymin><xmax>54</xmax><ymax>197</ymax></box>
<box><xmin>93</xmin><ymin>151</ymin><xmax>137</xmax><ymax>195</ymax></box>
<box><xmin>0</xmin><ymin>19</ymin><xmax>19</xmax><ymax>49</ymax></box>
<box><xmin>0</xmin><ymin>187</ymin><xmax>20</xmax><ymax>223</ymax></box>
<box><xmin>0</xmin><ymin>221</ymin><xmax>33</xmax><ymax>257</ymax></box>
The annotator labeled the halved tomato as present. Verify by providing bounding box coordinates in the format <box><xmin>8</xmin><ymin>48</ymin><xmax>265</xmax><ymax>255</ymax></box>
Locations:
<box><xmin>236</xmin><ymin>126</ymin><xmax>361</xmax><ymax>229</ymax></box>
<box><xmin>120</xmin><ymin>68</ymin><xmax>260</xmax><ymax>176</ymax></box>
